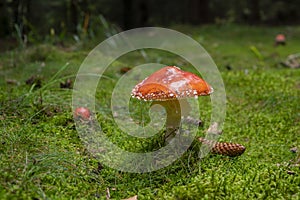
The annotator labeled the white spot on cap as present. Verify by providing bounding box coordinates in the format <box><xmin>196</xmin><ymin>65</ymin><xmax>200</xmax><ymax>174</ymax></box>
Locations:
<box><xmin>209</xmin><ymin>86</ymin><xmax>214</xmax><ymax>93</ymax></box>
<box><xmin>169</xmin><ymin>80</ymin><xmax>187</xmax><ymax>90</ymax></box>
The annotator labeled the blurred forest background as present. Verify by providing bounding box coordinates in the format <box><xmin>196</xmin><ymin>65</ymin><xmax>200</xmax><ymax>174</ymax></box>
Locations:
<box><xmin>0</xmin><ymin>0</ymin><xmax>299</xmax><ymax>50</ymax></box>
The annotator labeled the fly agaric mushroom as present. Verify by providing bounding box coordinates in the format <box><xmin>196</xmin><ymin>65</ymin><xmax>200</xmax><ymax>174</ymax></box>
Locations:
<box><xmin>275</xmin><ymin>34</ymin><xmax>286</xmax><ymax>46</ymax></box>
<box><xmin>131</xmin><ymin>66</ymin><xmax>213</xmax><ymax>139</ymax></box>
<box><xmin>131</xmin><ymin>66</ymin><xmax>246</xmax><ymax>156</ymax></box>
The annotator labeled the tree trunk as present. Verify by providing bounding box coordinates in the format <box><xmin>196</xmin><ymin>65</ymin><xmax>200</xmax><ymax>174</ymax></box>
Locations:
<box><xmin>138</xmin><ymin>1</ymin><xmax>148</xmax><ymax>27</ymax></box>
<box><xmin>123</xmin><ymin>0</ymin><xmax>133</xmax><ymax>29</ymax></box>
<box><xmin>188</xmin><ymin>0</ymin><xmax>210</xmax><ymax>24</ymax></box>
<box><xmin>0</xmin><ymin>0</ymin><xmax>10</xmax><ymax>36</ymax></box>
<box><xmin>248</xmin><ymin>0</ymin><xmax>260</xmax><ymax>24</ymax></box>
<box><xmin>70</xmin><ymin>0</ymin><xmax>78</xmax><ymax>34</ymax></box>
<box><xmin>12</xmin><ymin>0</ymin><xmax>20</xmax><ymax>26</ymax></box>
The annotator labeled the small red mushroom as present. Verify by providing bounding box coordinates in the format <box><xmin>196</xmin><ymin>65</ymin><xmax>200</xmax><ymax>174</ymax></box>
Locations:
<box><xmin>74</xmin><ymin>107</ymin><xmax>91</xmax><ymax>121</ymax></box>
<box><xmin>275</xmin><ymin>34</ymin><xmax>286</xmax><ymax>46</ymax></box>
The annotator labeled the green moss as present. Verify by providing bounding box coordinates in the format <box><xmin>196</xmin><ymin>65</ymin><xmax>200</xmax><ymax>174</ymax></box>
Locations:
<box><xmin>0</xmin><ymin>25</ymin><xmax>299</xmax><ymax>199</ymax></box>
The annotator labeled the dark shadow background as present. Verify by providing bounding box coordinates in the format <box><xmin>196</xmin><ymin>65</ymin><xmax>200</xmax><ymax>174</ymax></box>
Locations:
<box><xmin>0</xmin><ymin>0</ymin><xmax>299</xmax><ymax>45</ymax></box>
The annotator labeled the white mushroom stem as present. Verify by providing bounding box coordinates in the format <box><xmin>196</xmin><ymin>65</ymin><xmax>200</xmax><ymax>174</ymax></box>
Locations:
<box><xmin>151</xmin><ymin>99</ymin><xmax>192</xmax><ymax>140</ymax></box>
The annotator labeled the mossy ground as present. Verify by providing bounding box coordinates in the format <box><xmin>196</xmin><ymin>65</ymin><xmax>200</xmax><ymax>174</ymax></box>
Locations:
<box><xmin>0</xmin><ymin>25</ymin><xmax>299</xmax><ymax>199</ymax></box>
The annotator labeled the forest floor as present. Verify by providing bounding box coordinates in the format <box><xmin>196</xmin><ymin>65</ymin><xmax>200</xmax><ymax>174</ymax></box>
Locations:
<box><xmin>0</xmin><ymin>24</ymin><xmax>299</xmax><ymax>199</ymax></box>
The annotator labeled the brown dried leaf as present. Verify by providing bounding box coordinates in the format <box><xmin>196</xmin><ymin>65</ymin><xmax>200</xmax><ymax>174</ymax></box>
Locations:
<box><xmin>123</xmin><ymin>195</ymin><xmax>138</xmax><ymax>200</ymax></box>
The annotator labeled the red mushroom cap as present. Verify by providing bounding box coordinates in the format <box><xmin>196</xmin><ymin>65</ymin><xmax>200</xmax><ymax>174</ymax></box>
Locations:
<box><xmin>276</xmin><ymin>34</ymin><xmax>286</xmax><ymax>42</ymax></box>
<box><xmin>74</xmin><ymin>107</ymin><xmax>91</xmax><ymax>120</ymax></box>
<box><xmin>131</xmin><ymin>66</ymin><xmax>213</xmax><ymax>101</ymax></box>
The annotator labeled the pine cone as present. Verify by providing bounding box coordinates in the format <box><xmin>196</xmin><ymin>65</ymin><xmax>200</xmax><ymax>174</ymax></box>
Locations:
<box><xmin>198</xmin><ymin>137</ymin><xmax>246</xmax><ymax>157</ymax></box>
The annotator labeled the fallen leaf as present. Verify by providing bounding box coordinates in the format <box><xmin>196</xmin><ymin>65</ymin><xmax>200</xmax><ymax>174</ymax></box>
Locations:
<box><xmin>106</xmin><ymin>188</ymin><xmax>110</xmax><ymax>199</ymax></box>
<box><xmin>123</xmin><ymin>195</ymin><xmax>138</xmax><ymax>200</ymax></box>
